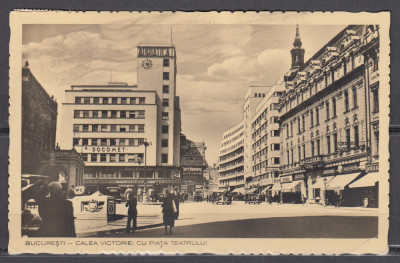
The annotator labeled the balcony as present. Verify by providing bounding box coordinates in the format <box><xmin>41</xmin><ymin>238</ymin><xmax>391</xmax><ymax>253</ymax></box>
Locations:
<box><xmin>300</xmin><ymin>155</ymin><xmax>325</xmax><ymax>170</ymax></box>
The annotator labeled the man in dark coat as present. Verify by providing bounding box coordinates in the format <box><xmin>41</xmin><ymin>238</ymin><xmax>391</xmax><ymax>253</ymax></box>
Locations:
<box><xmin>125</xmin><ymin>192</ymin><xmax>138</xmax><ymax>233</ymax></box>
<box><xmin>36</xmin><ymin>182</ymin><xmax>76</xmax><ymax>237</ymax></box>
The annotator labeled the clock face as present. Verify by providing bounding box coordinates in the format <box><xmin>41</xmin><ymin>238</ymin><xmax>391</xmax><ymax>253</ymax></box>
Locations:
<box><xmin>141</xmin><ymin>58</ymin><xmax>153</xmax><ymax>70</ymax></box>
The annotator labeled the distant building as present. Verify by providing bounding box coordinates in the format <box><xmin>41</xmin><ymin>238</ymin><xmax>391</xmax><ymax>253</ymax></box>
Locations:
<box><xmin>180</xmin><ymin>134</ymin><xmax>207</xmax><ymax>194</ymax></box>
<box><xmin>59</xmin><ymin>45</ymin><xmax>182</xmax><ymax>195</ymax></box>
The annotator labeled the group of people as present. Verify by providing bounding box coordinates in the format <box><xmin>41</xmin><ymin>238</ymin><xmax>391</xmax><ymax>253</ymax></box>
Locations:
<box><xmin>125</xmin><ymin>190</ymin><xmax>180</xmax><ymax>235</ymax></box>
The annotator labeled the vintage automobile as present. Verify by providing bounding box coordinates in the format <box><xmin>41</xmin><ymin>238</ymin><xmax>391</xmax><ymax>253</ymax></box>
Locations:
<box><xmin>194</xmin><ymin>192</ymin><xmax>203</xmax><ymax>202</ymax></box>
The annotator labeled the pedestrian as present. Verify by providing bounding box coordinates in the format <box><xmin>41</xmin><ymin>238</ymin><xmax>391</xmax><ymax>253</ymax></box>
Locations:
<box><xmin>161</xmin><ymin>192</ymin><xmax>178</xmax><ymax>234</ymax></box>
<box><xmin>173</xmin><ymin>191</ymin><xmax>180</xmax><ymax>220</ymax></box>
<box><xmin>36</xmin><ymin>181</ymin><xmax>76</xmax><ymax>237</ymax></box>
<box><xmin>206</xmin><ymin>194</ymin><xmax>209</xmax><ymax>203</ymax></box>
<box><xmin>67</xmin><ymin>185</ymin><xmax>75</xmax><ymax>199</ymax></box>
<box><xmin>125</xmin><ymin>192</ymin><xmax>138</xmax><ymax>233</ymax></box>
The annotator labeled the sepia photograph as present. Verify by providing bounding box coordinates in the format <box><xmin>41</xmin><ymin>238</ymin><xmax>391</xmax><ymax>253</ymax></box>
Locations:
<box><xmin>9</xmin><ymin>11</ymin><xmax>390</xmax><ymax>254</ymax></box>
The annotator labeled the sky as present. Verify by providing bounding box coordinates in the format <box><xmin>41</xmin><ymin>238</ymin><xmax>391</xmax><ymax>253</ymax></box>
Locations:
<box><xmin>22</xmin><ymin>15</ymin><xmax>345</xmax><ymax>165</ymax></box>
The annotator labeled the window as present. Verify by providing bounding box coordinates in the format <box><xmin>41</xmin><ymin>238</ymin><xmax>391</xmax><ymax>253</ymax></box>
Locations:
<box><xmin>82</xmin><ymin>111</ymin><xmax>89</xmax><ymax>118</ymax></box>
<box><xmin>111</xmin><ymin>111</ymin><xmax>117</xmax><ymax>118</ymax></box>
<box><xmin>332</xmin><ymin>98</ymin><xmax>337</xmax><ymax>117</ymax></box>
<box><xmin>163</xmin><ymin>85</ymin><xmax>169</xmax><ymax>94</ymax></box>
<box><xmin>311</xmin><ymin>141</ymin><xmax>315</xmax><ymax>157</ymax></box>
<box><xmin>120</xmin><ymin>111</ymin><xmax>126</xmax><ymax>118</ymax></box>
<box><xmin>273</xmin><ymin>144</ymin><xmax>280</xmax><ymax>151</ymax></box>
<box><xmin>94</xmin><ymin>97</ymin><xmax>100</xmax><ymax>104</ymax></box>
<box><xmin>92</xmin><ymin>125</ymin><xmax>98</xmax><ymax>132</ymax></box>
<box><xmin>290</xmin><ymin>122</ymin><xmax>293</xmax><ymax>137</ymax></box>
<box><xmin>346</xmin><ymin>128</ymin><xmax>351</xmax><ymax>151</ymax></box>
<box><xmin>92</xmin><ymin>111</ymin><xmax>99</xmax><ymax>118</ymax></box>
<box><xmin>91</xmin><ymin>154</ymin><xmax>97</xmax><ymax>162</ymax></box>
<box><xmin>110</xmin><ymin>154</ymin><xmax>116</xmax><ymax>162</ymax></box>
<box><xmin>84</xmin><ymin>97</ymin><xmax>90</xmax><ymax>104</ymax></box>
<box><xmin>100</xmin><ymin>154</ymin><xmax>107</xmax><ymax>162</ymax></box>
<box><xmin>120</xmin><ymin>139</ymin><xmax>126</xmax><ymax>146</ymax></box>
<box><xmin>101</xmin><ymin>138</ymin><xmax>108</xmax><ymax>146</ymax></box>
<box><xmin>352</xmin><ymin>87</ymin><xmax>358</xmax><ymax>108</ymax></box>
<box><xmin>162</xmin><ymin>125</ymin><xmax>169</xmax><ymax>134</ymax></box>
<box><xmin>297</xmin><ymin>117</ymin><xmax>300</xmax><ymax>133</ymax></box>
<box><xmin>286</xmin><ymin>124</ymin><xmax>289</xmax><ymax>138</ymax></box>
<box><xmin>83</xmin><ymin>125</ymin><xmax>89</xmax><ymax>132</ymax></box>
<box><xmin>75</xmin><ymin>97</ymin><xmax>82</xmax><ymax>104</ymax></box>
<box><xmin>298</xmin><ymin>146</ymin><xmax>301</xmax><ymax>161</ymax></box>
<box><xmin>333</xmin><ymin>133</ymin><xmax>338</xmax><ymax>152</ymax></box>
<box><xmin>326</xmin><ymin>101</ymin><xmax>330</xmax><ymax>120</ymax></box>
<box><xmin>163</xmin><ymin>72</ymin><xmax>169</xmax><ymax>80</ymax></box>
<box><xmin>162</xmin><ymin>112</ymin><xmax>169</xmax><ymax>120</ymax></box>
<box><xmin>112</xmin><ymin>97</ymin><xmax>118</xmax><ymax>104</ymax></box>
<box><xmin>327</xmin><ymin>135</ymin><xmax>331</xmax><ymax>154</ymax></box>
<box><xmin>317</xmin><ymin>139</ymin><xmax>320</xmax><ymax>156</ymax></box>
<box><xmin>130</xmin><ymin>98</ymin><xmax>136</xmax><ymax>105</ymax></box>
<box><xmin>302</xmin><ymin>115</ymin><xmax>305</xmax><ymax>132</ymax></box>
<box><xmin>138</xmin><ymin>124</ymin><xmax>144</xmax><ymax>133</ymax></box>
<box><xmin>162</xmin><ymin>99</ymin><xmax>169</xmax><ymax>107</ymax></box>
<box><xmin>102</xmin><ymin>111</ymin><xmax>108</xmax><ymax>118</ymax></box>
<box><xmin>138</xmin><ymin>111</ymin><xmax>145</xmax><ymax>119</ymax></box>
<box><xmin>161</xmin><ymin>154</ymin><xmax>168</xmax><ymax>163</ymax></box>
<box><xmin>110</xmin><ymin>139</ymin><xmax>116</xmax><ymax>146</ymax></box>
<box><xmin>310</xmin><ymin>110</ymin><xmax>314</xmax><ymax>127</ymax></box>
<box><xmin>73</xmin><ymin>138</ymin><xmax>79</xmax><ymax>146</ymax></box>
<box><xmin>119</xmin><ymin>154</ymin><xmax>125</xmax><ymax>162</ymax></box>
<box><xmin>162</xmin><ymin>139</ymin><xmax>168</xmax><ymax>147</ymax></box>
<box><xmin>303</xmin><ymin>145</ymin><xmax>306</xmax><ymax>160</ymax></box>
<box><xmin>163</xmin><ymin>58</ymin><xmax>169</xmax><ymax>67</ymax></box>
<box><xmin>92</xmin><ymin>139</ymin><xmax>99</xmax><ymax>146</ymax></box>
<box><xmin>101</xmin><ymin>124</ymin><xmax>108</xmax><ymax>132</ymax></box>
<box><xmin>273</xmin><ymin>157</ymin><xmax>280</xmax><ymax>165</ymax></box>
<box><xmin>272</xmin><ymin>130</ymin><xmax>280</xmax><ymax>137</ymax></box>
<box><xmin>102</xmin><ymin>97</ymin><xmax>109</xmax><ymax>104</ymax></box>
<box><xmin>291</xmin><ymin>149</ymin><xmax>294</xmax><ymax>164</ymax></box>
<box><xmin>287</xmin><ymin>151</ymin><xmax>290</xmax><ymax>164</ymax></box>
<box><xmin>354</xmin><ymin>125</ymin><xmax>359</xmax><ymax>148</ymax></box>
<box><xmin>373</xmin><ymin>89</ymin><xmax>379</xmax><ymax>113</ymax></box>
<box><xmin>73</xmin><ymin>124</ymin><xmax>80</xmax><ymax>132</ymax></box>
<box><xmin>316</xmin><ymin>108</ymin><xmax>320</xmax><ymax>125</ymax></box>
<box><xmin>121</xmin><ymin>97</ymin><xmax>127</xmax><ymax>104</ymax></box>
<box><xmin>139</xmin><ymin>98</ymin><xmax>146</xmax><ymax>104</ymax></box>
<box><xmin>344</xmin><ymin>90</ymin><xmax>349</xmax><ymax>111</ymax></box>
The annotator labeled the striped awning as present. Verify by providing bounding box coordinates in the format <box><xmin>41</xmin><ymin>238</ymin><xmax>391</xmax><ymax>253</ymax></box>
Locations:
<box><xmin>348</xmin><ymin>172</ymin><xmax>379</xmax><ymax>188</ymax></box>
<box><xmin>326</xmin><ymin>173</ymin><xmax>361</xmax><ymax>190</ymax></box>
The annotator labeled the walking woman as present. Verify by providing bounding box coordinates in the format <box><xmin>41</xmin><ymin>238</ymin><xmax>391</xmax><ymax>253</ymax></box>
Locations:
<box><xmin>125</xmin><ymin>191</ymin><xmax>138</xmax><ymax>234</ymax></box>
<box><xmin>161</xmin><ymin>192</ymin><xmax>178</xmax><ymax>234</ymax></box>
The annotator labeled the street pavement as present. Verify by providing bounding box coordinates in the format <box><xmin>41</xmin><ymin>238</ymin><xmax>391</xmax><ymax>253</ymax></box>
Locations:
<box><xmin>81</xmin><ymin>201</ymin><xmax>379</xmax><ymax>238</ymax></box>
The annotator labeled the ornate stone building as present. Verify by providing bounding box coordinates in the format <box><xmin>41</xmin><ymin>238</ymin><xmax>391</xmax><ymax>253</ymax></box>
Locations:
<box><xmin>278</xmin><ymin>25</ymin><xmax>380</xmax><ymax>207</ymax></box>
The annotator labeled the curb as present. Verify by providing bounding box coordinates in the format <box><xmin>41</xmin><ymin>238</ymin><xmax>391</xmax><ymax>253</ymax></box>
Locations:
<box><xmin>77</xmin><ymin>222</ymin><xmax>164</xmax><ymax>237</ymax></box>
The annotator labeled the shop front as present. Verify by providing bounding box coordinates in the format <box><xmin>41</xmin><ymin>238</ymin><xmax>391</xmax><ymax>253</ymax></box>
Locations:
<box><xmin>325</xmin><ymin>172</ymin><xmax>362</xmax><ymax>206</ymax></box>
<box><xmin>347</xmin><ymin>172</ymin><xmax>379</xmax><ymax>207</ymax></box>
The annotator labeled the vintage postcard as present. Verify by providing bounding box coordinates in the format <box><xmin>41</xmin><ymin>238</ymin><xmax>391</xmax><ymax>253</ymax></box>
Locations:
<box><xmin>9</xmin><ymin>11</ymin><xmax>390</xmax><ymax>254</ymax></box>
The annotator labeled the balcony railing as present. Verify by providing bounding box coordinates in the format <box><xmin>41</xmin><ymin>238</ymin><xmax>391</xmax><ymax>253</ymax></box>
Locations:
<box><xmin>299</xmin><ymin>155</ymin><xmax>325</xmax><ymax>170</ymax></box>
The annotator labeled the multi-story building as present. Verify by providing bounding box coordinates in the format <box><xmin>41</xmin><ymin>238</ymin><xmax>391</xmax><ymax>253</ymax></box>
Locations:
<box><xmin>180</xmin><ymin>134</ymin><xmax>207</xmax><ymax>195</ymax></box>
<box><xmin>22</xmin><ymin>62</ymin><xmax>84</xmax><ymax>196</ymax></box>
<box><xmin>59</xmin><ymin>45</ymin><xmax>182</xmax><ymax>194</ymax></box>
<box><xmin>249</xmin><ymin>80</ymin><xmax>285</xmax><ymax>194</ymax></box>
<box><xmin>278</xmin><ymin>25</ymin><xmax>380</xmax><ymax>207</ymax></box>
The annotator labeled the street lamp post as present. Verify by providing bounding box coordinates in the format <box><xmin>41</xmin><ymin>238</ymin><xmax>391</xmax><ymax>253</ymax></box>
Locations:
<box><xmin>280</xmin><ymin>183</ymin><xmax>283</xmax><ymax>204</ymax></box>
<box><xmin>142</xmin><ymin>141</ymin><xmax>151</xmax><ymax>200</ymax></box>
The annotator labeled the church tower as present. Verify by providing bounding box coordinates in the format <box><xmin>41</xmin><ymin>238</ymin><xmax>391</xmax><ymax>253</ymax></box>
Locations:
<box><xmin>290</xmin><ymin>25</ymin><xmax>305</xmax><ymax>69</ymax></box>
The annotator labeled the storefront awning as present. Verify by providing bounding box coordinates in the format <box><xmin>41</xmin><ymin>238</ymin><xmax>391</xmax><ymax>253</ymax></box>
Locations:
<box><xmin>246</xmin><ymin>188</ymin><xmax>258</xmax><ymax>194</ymax></box>
<box><xmin>326</xmin><ymin>173</ymin><xmax>361</xmax><ymax>190</ymax></box>
<box><xmin>271</xmin><ymin>183</ymin><xmax>281</xmax><ymax>191</ymax></box>
<box><xmin>348</xmin><ymin>172</ymin><xmax>379</xmax><ymax>188</ymax></box>
<box><xmin>310</xmin><ymin>176</ymin><xmax>335</xmax><ymax>189</ymax></box>
<box><xmin>261</xmin><ymin>185</ymin><xmax>272</xmax><ymax>194</ymax></box>
<box><xmin>232</xmin><ymin>187</ymin><xmax>246</xmax><ymax>194</ymax></box>
<box><xmin>281</xmin><ymin>180</ymin><xmax>302</xmax><ymax>192</ymax></box>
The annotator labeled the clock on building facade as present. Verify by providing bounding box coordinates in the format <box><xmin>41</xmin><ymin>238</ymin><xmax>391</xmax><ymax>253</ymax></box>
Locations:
<box><xmin>141</xmin><ymin>58</ymin><xmax>153</xmax><ymax>70</ymax></box>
